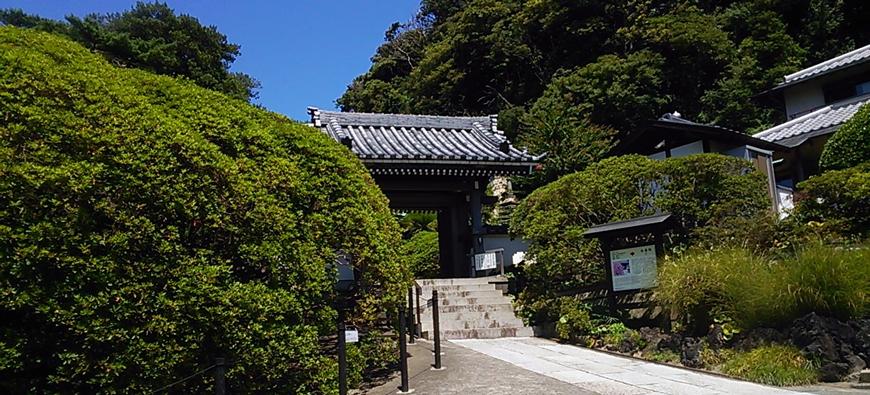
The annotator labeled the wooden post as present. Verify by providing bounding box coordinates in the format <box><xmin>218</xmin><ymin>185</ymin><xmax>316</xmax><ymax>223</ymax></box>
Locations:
<box><xmin>432</xmin><ymin>290</ymin><xmax>442</xmax><ymax>370</ymax></box>
<box><xmin>338</xmin><ymin>309</ymin><xmax>347</xmax><ymax>395</ymax></box>
<box><xmin>398</xmin><ymin>306</ymin><xmax>410</xmax><ymax>392</ymax></box>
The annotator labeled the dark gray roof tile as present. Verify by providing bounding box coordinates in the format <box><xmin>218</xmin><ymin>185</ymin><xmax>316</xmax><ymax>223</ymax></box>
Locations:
<box><xmin>307</xmin><ymin>107</ymin><xmax>541</xmax><ymax>165</ymax></box>
<box><xmin>753</xmin><ymin>95</ymin><xmax>870</xmax><ymax>147</ymax></box>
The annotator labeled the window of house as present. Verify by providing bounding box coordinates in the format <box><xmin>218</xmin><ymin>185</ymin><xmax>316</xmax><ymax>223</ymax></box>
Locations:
<box><xmin>857</xmin><ymin>81</ymin><xmax>870</xmax><ymax>96</ymax></box>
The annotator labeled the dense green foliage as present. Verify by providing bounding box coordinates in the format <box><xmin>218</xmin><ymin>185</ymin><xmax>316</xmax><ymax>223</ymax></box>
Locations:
<box><xmin>341</xmin><ymin>0</ymin><xmax>870</xmax><ymax>138</ymax></box>
<box><xmin>720</xmin><ymin>344</ymin><xmax>818</xmax><ymax>386</ymax></box>
<box><xmin>792</xmin><ymin>163</ymin><xmax>870</xmax><ymax>238</ymax></box>
<box><xmin>819</xmin><ymin>104</ymin><xmax>870</xmax><ymax>171</ymax></box>
<box><xmin>510</xmin><ymin>154</ymin><xmax>769</xmax><ymax>323</ymax></box>
<box><xmin>400</xmin><ymin>230</ymin><xmax>441</xmax><ymax>278</ymax></box>
<box><xmin>0</xmin><ymin>27</ymin><xmax>408</xmax><ymax>393</ymax></box>
<box><xmin>0</xmin><ymin>3</ymin><xmax>258</xmax><ymax>101</ymax></box>
<box><xmin>656</xmin><ymin>244</ymin><xmax>870</xmax><ymax>331</ymax></box>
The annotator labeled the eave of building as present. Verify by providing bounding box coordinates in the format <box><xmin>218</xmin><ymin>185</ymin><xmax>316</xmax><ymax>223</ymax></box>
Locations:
<box><xmin>762</xmin><ymin>43</ymin><xmax>870</xmax><ymax>95</ymax></box>
<box><xmin>753</xmin><ymin>94</ymin><xmax>870</xmax><ymax>148</ymax></box>
<box><xmin>614</xmin><ymin>114</ymin><xmax>788</xmax><ymax>154</ymax></box>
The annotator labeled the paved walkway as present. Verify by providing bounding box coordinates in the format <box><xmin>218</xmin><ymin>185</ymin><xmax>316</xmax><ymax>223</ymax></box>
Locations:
<box><xmin>452</xmin><ymin>337</ymin><xmax>811</xmax><ymax>395</ymax></box>
<box><xmin>361</xmin><ymin>338</ymin><xmax>585</xmax><ymax>395</ymax></box>
<box><xmin>363</xmin><ymin>336</ymin><xmax>858</xmax><ymax>394</ymax></box>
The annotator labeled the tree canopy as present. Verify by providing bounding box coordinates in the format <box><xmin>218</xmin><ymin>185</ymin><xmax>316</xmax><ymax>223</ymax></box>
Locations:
<box><xmin>340</xmin><ymin>0</ymin><xmax>870</xmax><ymax>167</ymax></box>
<box><xmin>0</xmin><ymin>27</ymin><xmax>406</xmax><ymax>393</ymax></box>
<box><xmin>0</xmin><ymin>2</ymin><xmax>259</xmax><ymax>101</ymax></box>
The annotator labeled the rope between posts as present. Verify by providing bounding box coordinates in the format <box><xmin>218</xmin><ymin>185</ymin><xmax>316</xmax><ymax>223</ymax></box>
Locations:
<box><xmin>149</xmin><ymin>363</ymin><xmax>218</xmax><ymax>394</ymax></box>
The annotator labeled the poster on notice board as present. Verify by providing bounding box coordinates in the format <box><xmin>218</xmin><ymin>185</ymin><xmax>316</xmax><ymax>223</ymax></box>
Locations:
<box><xmin>609</xmin><ymin>244</ymin><xmax>657</xmax><ymax>291</ymax></box>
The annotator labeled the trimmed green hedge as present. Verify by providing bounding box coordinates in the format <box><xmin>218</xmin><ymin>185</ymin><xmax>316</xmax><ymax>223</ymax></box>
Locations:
<box><xmin>792</xmin><ymin>163</ymin><xmax>870</xmax><ymax>238</ymax></box>
<box><xmin>819</xmin><ymin>104</ymin><xmax>870</xmax><ymax>171</ymax></box>
<box><xmin>510</xmin><ymin>154</ymin><xmax>769</xmax><ymax>323</ymax></box>
<box><xmin>0</xmin><ymin>27</ymin><xmax>408</xmax><ymax>393</ymax></box>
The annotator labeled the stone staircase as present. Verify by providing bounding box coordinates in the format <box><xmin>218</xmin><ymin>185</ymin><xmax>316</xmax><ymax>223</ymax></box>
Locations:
<box><xmin>415</xmin><ymin>277</ymin><xmax>533</xmax><ymax>340</ymax></box>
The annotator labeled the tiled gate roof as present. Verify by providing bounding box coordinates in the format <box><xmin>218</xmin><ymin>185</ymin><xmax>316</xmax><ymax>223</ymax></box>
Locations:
<box><xmin>307</xmin><ymin>107</ymin><xmax>540</xmax><ymax>176</ymax></box>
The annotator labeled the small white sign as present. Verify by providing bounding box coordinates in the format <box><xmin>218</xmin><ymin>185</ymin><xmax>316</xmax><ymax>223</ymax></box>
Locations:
<box><xmin>474</xmin><ymin>252</ymin><xmax>497</xmax><ymax>270</ymax></box>
<box><xmin>345</xmin><ymin>328</ymin><xmax>359</xmax><ymax>343</ymax></box>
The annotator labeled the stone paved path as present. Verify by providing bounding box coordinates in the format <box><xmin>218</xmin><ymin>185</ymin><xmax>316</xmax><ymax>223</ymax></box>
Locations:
<box><xmin>361</xmin><ymin>338</ymin><xmax>586</xmax><ymax>395</ymax></box>
<box><xmin>452</xmin><ymin>337</ymin><xmax>813</xmax><ymax>395</ymax></box>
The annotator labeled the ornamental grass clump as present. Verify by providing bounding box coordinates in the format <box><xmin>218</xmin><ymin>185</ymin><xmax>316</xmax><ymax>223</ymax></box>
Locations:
<box><xmin>720</xmin><ymin>344</ymin><xmax>818</xmax><ymax>386</ymax></box>
<box><xmin>0</xmin><ymin>27</ymin><xmax>409</xmax><ymax>394</ymax></box>
<box><xmin>656</xmin><ymin>243</ymin><xmax>870</xmax><ymax>332</ymax></box>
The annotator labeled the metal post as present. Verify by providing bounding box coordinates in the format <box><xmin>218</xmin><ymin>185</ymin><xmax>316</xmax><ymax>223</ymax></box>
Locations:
<box><xmin>398</xmin><ymin>306</ymin><xmax>410</xmax><ymax>392</ymax></box>
<box><xmin>338</xmin><ymin>308</ymin><xmax>347</xmax><ymax>395</ymax></box>
<box><xmin>214</xmin><ymin>357</ymin><xmax>225</xmax><ymax>395</ymax></box>
<box><xmin>407</xmin><ymin>287</ymin><xmax>416</xmax><ymax>344</ymax></box>
<box><xmin>432</xmin><ymin>290</ymin><xmax>442</xmax><ymax>369</ymax></box>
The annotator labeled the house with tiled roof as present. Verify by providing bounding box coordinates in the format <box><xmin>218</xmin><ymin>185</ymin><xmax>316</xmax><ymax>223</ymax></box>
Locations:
<box><xmin>614</xmin><ymin>112</ymin><xmax>788</xmax><ymax>212</ymax></box>
<box><xmin>754</xmin><ymin>44</ymin><xmax>870</xmax><ymax>192</ymax></box>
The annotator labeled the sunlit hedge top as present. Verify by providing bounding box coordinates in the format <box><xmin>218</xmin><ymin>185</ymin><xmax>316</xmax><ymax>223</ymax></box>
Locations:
<box><xmin>0</xmin><ymin>27</ymin><xmax>407</xmax><ymax>393</ymax></box>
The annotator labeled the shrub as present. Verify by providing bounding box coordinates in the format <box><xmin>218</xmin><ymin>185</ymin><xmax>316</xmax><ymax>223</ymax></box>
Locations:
<box><xmin>511</xmin><ymin>154</ymin><xmax>769</xmax><ymax>323</ymax></box>
<box><xmin>400</xmin><ymin>230</ymin><xmax>441</xmax><ymax>278</ymax></box>
<box><xmin>555</xmin><ymin>298</ymin><xmax>594</xmax><ymax>341</ymax></box>
<box><xmin>792</xmin><ymin>163</ymin><xmax>870</xmax><ymax>238</ymax></box>
<box><xmin>720</xmin><ymin>344</ymin><xmax>818</xmax><ymax>386</ymax></box>
<box><xmin>0</xmin><ymin>27</ymin><xmax>409</xmax><ymax>393</ymax></box>
<box><xmin>819</xmin><ymin>104</ymin><xmax>870</xmax><ymax>171</ymax></box>
<box><xmin>656</xmin><ymin>244</ymin><xmax>870</xmax><ymax>332</ymax></box>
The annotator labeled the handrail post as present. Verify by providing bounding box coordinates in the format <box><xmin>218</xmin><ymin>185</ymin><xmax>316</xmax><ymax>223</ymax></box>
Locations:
<box><xmin>398</xmin><ymin>305</ymin><xmax>410</xmax><ymax>393</ymax></box>
<box><xmin>432</xmin><ymin>289</ymin><xmax>442</xmax><ymax>370</ymax></box>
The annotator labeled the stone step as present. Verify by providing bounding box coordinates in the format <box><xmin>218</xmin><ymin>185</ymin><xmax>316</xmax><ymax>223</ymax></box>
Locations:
<box><xmin>422</xmin><ymin>326</ymin><xmax>534</xmax><ymax>340</ymax></box>
<box><xmin>416</xmin><ymin>277</ymin><xmax>504</xmax><ymax>286</ymax></box>
<box><xmin>418</xmin><ymin>289</ymin><xmax>505</xmax><ymax>299</ymax></box>
<box><xmin>418</xmin><ymin>310</ymin><xmax>522</xmax><ymax>323</ymax></box>
<box><xmin>419</xmin><ymin>303</ymin><xmax>514</xmax><ymax>314</ymax></box>
<box><xmin>418</xmin><ymin>318</ymin><xmax>526</xmax><ymax>330</ymax></box>
<box><xmin>436</xmin><ymin>296</ymin><xmax>510</xmax><ymax>306</ymax></box>
<box><xmin>418</xmin><ymin>283</ymin><xmax>497</xmax><ymax>293</ymax></box>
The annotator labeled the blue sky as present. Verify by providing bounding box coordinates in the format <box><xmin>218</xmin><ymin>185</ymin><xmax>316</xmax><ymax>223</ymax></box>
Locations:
<box><xmin>0</xmin><ymin>0</ymin><xmax>420</xmax><ymax>121</ymax></box>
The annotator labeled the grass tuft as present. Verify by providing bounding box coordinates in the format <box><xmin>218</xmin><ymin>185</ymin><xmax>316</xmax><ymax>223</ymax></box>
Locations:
<box><xmin>720</xmin><ymin>344</ymin><xmax>818</xmax><ymax>386</ymax></box>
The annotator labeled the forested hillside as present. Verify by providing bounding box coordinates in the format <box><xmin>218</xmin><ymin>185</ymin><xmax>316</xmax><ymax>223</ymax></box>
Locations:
<box><xmin>341</xmin><ymin>0</ymin><xmax>870</xmax><ymax>142</ymax></box>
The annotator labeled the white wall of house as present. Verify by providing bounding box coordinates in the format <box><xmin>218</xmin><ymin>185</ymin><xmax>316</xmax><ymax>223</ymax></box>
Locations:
<box><xmin>481</xmin><ymin>234</ymin><xmax>529</xmax><ymax>268</ymax></box>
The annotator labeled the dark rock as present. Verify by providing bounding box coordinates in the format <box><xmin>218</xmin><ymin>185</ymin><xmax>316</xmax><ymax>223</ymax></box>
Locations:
<box><xmin>638</xmin><ymin>327</ymin><xmax>664</xmax><ymax>352</ymax></box>
<box><xmin>789</xmin><ymin>313</ymin><xmax>867</xmax><ymax>382</ymax></box>
<box><xmin>707</xmin><ymin>324</ymin><xmax>726</xmax><ymax>349</ymax></box>
<box><xmin>732</xmin><ymin>327</ymin><xmax>784</xmax><ymax>351</ymax></box>
<box><xmin>681</xmin><ymin>337</ymin><xmax>703</xmax><ymax>368</ymax></box>
<box><xmin>659</xmin><ymin>333</ymin><xmax>682</xmax><ymax>353</ymax></box>
<box><xmin>819</xmin><ymin>362</ymin><xmax>852</xmax><ymax>382</ymax></box>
